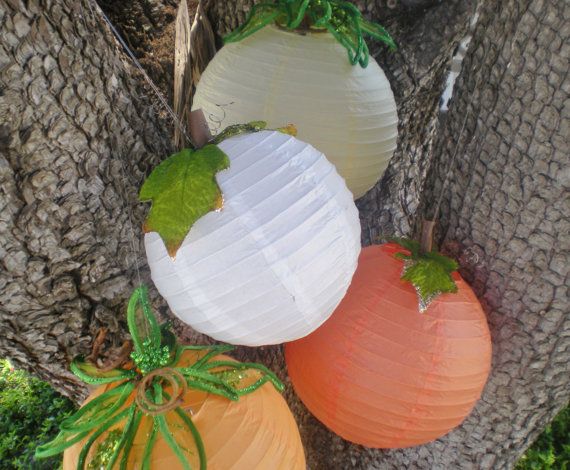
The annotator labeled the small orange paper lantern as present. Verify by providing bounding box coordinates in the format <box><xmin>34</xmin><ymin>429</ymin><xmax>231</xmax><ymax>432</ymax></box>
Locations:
<box><xmin>286</xmin><ymin>243</ymin><xmax>492</xmax><ymax>448</ymax></box>
<box><xmin>64</xmin><ymin>351</ymin><xmax>306</xmax><ymax>469</ymax></box>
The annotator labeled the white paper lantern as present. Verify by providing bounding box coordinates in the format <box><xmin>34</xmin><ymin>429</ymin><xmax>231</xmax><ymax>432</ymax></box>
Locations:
<box><xmin>145</xmin><ymin>130</ymin><xmax>361</xmax><ymax>346</ymax></box>
<box><xmin>192</xmin><ymin>26</ymin><xmax>399</xmax><ymax>198</ymax></box>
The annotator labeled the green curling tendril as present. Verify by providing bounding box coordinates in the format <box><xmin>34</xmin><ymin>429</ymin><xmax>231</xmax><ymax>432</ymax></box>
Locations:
<box><xmin>35</xmin><ymin>286</ymin><xmax>284</xmax><ymax>469</ymax></box>
<box><xmin>224</xmin><ymin>0</ymin><xmax>396</xmax><ymax>67</ymax></box>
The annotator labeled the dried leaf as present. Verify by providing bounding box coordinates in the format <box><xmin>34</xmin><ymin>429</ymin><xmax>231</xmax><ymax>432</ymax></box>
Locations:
<box><xmin>174</xmin><ymin>0</ymin><xmax>193</xmax><ymax>149</ymax></box>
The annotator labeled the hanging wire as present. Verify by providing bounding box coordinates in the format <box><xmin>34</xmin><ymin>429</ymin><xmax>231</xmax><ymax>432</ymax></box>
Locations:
<box><xmin>80</xmin><ymin>0</ymin><xmax>196</xmax><ymax>287</ymax></box>
<box><xmin>115</xmin><ymin>149</ymin><xmax>144</xmax><ymax>289</ymax></box>
<box><xmin>206</xmin><ymin>102</ymin><xmax>235</xmax><ymax>135</ymax></box>
<box><xmin>432</xmin><ymin>75</ymin><xmax>481</xmax><ymax>222</ymax></box>
<box><xmin>86</xmin><ymin>0</ymin><xmax>196</xmax><ymax>148</ymax></box>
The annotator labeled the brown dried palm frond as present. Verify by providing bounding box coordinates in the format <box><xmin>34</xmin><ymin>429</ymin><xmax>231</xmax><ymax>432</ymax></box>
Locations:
<box><xmin>174</xmin><ymin>0</ymin><xmax>217</xmax><ymax>149</ymax></box>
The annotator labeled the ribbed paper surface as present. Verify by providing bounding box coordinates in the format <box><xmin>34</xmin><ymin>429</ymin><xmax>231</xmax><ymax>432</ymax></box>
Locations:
<box><xmin>64</xmin><ymin>353</ymin><xmax>306</xmax><ymax>469</ymax></box>
<box><xmin>286</xmin><ymin>244</ymin><xmax>492</xmax><ymax>448</ymax></box>
<box><xmin>145</xmin><ymin>131</ymin><xmax>361</xmax><ymax>346</ymax></box>
<box><xmin>193</xmin><ymin>26</ymin><xmax>398</xmax><ymax>198</ymax></box>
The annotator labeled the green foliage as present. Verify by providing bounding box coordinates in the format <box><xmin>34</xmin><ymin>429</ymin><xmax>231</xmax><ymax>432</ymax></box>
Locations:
<box><xmin>0</xmin><ymin>359</ymin><xmax>76</xmax><ymax>470</ymax></box>
<box><xmin>517</xmin><ymin>405</ymin><xmax>570</xmax><ymax>470</ymax></box>
<box><xmin>139</xmin><ymin>144</ymin><xmax>230</xmax><ymax>257</ymax></box>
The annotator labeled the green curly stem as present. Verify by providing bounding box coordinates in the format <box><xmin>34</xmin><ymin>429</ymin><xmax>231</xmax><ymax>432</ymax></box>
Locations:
<box><xmin>35</xmin><ymin>286</ymin><xmax>284</xmax><ymax>470</ymax></box>
<box><xmin>224</xmin><ymin>0</ymin><xmax>396</xmax><ymax>67</ymax></box>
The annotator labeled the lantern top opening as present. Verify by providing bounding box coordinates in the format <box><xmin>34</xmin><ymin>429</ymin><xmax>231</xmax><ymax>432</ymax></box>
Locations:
<box><xmin>224</xmin><ymin>0</ymin><xmax>396</xmax><ymax>68</ymax></box>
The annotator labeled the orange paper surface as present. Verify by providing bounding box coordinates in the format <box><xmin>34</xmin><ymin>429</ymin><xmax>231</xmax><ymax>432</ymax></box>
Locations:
<box><xmin>286</xmin><ymin>243</ymin><xmax>492</xmax><ymax>448</ymax></box>
<box><xmin>64</xmin><ymin>352</ymin><xmax>305</xmax><ymax>469</ymax></box>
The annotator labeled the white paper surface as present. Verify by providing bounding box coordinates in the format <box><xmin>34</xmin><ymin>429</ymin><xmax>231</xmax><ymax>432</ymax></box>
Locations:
<box><xmin>145</xmin><ymin>131</ymin><xmax>361</xmax><ymax>346</ymax></box>
<box><xmin>193</xmin><ymin>26</ymin><xmax>399</xmax><ymax>198</ymax></box>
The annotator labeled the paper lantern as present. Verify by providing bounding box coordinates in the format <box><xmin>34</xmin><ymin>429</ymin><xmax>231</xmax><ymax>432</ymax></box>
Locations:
<box><xmin>286</xmin><ymin>243</ymin><xmax>492</xmax><ymax>448</ymax></box>
<box><xmin>37</xmin><ymin>287</ymin><xmax>305</xmax><ymax>469</ymax></box>
<box><xmin>145</xmin><ymin>130</ymin><xmax>361</xmax><ymax>346</ymax></box>
<box><xmin>63</xmin><ymin>351</ymin><xmax>305</xmax><ymax>469</ymax></box>
<box><xmin>192</xmin><ymin>26</ymin><xmax>398</xmax><ymax>198</ymax></box>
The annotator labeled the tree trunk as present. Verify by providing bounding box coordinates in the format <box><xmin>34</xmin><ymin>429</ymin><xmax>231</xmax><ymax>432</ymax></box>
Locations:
<box><xmin>0</xmin><ymin>0</ymin><xmax>175</xmax><ymax>397</ymax></box>
<box><xmin>416</xmin><ymin>1</ymin><xmax>570</xmax><ymax>467</ymax></box>
<box><xmin>0</xmin><ymin>0</ymin><xmax>568</xmax><ymax>469</ymax></box>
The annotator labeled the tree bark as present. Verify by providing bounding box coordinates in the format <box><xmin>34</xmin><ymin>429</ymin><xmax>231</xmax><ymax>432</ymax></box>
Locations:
<box><xmin>0</xmin><ymin>0</ymin><xmax>568</xmax><ymax>469</ymax></box>
<box><xmin>0</xmin><ymin>0</ymin><xmax>175</xmax><ymax>397</ymax></box>
<box><xmin>416</xmin><ymin>1</ymin><xmax>570</xmax><ymax>467</ymax></box>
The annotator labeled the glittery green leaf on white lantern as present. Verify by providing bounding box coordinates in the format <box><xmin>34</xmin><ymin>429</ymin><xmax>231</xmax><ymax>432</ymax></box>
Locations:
<box><xmin>144</xmin><ymin>130</ymin><xmax>361</xmax><ymax>346</ymax></box>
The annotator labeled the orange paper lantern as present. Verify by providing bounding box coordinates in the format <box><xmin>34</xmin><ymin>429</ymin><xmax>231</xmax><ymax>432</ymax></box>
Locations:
<box><xmin>286</xmin><ymin>243</ymin><xmax>492</xmax><ymax>448</ymax></box>
<box><xmin>64</xmin><ymin>351</ymin><xmax>305</xmax><ymax>469</ymax></box>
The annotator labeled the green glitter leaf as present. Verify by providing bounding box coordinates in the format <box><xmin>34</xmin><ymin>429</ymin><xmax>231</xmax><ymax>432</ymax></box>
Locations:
<box><xmin>130</xmin><ymin>339</ymin><xmax>171</xmax><ymax>375</ymax></box>
<box><xmin>87</xmin><ymin>429</ymin><xmax>122</xmax><ymax>470</ymax></box>
<box><xmin>139</xmin><ymin>144</ymin><xmax>230</xmax><ymax>257</ymax></box>
<box><xmin>157</xmin><ymin>415</ymin><xmax>192</xmax><ymax>470</ymax></box>
<box><xmin>141</xmin><ymin>420</ymin><xmax>158</xmax><ymax>470</ymax></box>
<box><xmin>35</xmin><ymin>428</ymin><xmax>91</xmax><ymax>460</ymax></box>
<box><xmin>209</xmin><ymin>121</ymin><xmax>298</xmax><ymax>145</ymax></box>
<box><xmin>210</xmin><ymin>121</ymin><xmax>267</xmax><ymax>144</ymax></box>
<box><xmin>104</xmin><ymin>405</ymin><xmax>138</xmax><ymax>470</ymax></box>
<box><xmin>175</xmin><ymin>408</ymin><xmax>207</xmax><ymax>470</ymax></box>
<box><xmin>59</xmin><ymin>382</ymin><xmax>134</xmax><ymax>434</ymax></box>
<box><xmin>128</xmin><ymin>286</ymin><xmax>171</xmax><ymax>374</ymax></box>
<box><xmin>392</xmin><ymin>239</ymin><xmax>459</xmax><ymax>312</ymax></box>
<box><xmin>79</xmin><ymin>408</ymin><xmax>131</xmax><ymax>470</ymax></box>
<box><xmin>215</xmin><ymin>369</ymin><xmax>248</xmax><ymax>388</ymax></box>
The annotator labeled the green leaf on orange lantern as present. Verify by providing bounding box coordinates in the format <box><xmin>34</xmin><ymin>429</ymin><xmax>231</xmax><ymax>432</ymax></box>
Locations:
<box><xmin>392</xmin><ymin>238</ymin><xmax>459</xmax><ymax>312</ymax></box>
<box><xmin>139</xmin><ymin>144</ymin><xmax>230</xmax><ymax>257</ymax></box>
<box><xmin>390</xmin><ymin>237</ymin><xmax>421</xmax><ymax>258</ymax></box>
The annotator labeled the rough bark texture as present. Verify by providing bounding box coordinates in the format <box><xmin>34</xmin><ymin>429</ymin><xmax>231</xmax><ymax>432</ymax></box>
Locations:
<box><xmin>417</xmin><ymin>1</ymin><xmax>570</xmax><ymax>467</ymax></box>
<box><xmin>0</xmin><ymin>0</ymin><xmax>175</xmax><ymax>397</ymax></box>
<box><xmin>0</xmin><ymin>0</ymin><xmax>568</xmax><ymax>469</ymax></box>
<box><xmin>95</xmin><ymin>0</ymin><xmax>198</xmax><ymax>107</ymax></box>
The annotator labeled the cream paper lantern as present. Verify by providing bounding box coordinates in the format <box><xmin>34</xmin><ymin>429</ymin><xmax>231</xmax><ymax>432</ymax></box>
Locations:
<box><xmin>192</xmin><ymin>26</ymin><xmax>398</xmax><ymax>198</ymax></box>
<box><xmin>145</xmin><ymin>130</ymin><xmax>361</xmax><ymax>346</ymax></box>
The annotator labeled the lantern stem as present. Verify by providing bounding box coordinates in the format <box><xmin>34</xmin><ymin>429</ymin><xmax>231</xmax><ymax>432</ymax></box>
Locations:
<box><xmin>223</xmin><ymin>0</ymin><xmax>396</xmax><ymax>68</ymax></box>
<box><xmin>190</xmin><ymin>109</ymin><xmax>213</xmax><ymax>148</ymax></box>
<box><xmin>420</xmin><ymin>219</ymin><xmax>436</xmax><ymax>253</ymax></box>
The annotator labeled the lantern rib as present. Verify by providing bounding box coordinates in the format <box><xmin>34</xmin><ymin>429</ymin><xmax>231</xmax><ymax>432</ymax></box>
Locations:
<box><xmin>297</xmin><ymin>383</ymin><xmax>480</xmax><ymax>433</ymax></box>
<box><xmin>177</xmin><ymin>242</ymin><xmax>351</xmax><ymax>326</ymax></box>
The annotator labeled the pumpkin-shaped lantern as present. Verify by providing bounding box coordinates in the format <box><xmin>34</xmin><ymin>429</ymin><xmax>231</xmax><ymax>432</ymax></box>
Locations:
<box><xmin>192</xmin><ymin>2</ymin><xmax>399</xmax><ymax>198</ymax></box>
<box><xmin>286</xmin><ymin>244</ymin><xmax>492</xmax><ymax>448</ymax></box>
<box><xmin>145</xmin><ymin>130</ymin><xmax>361</xmax><ymax>346</ymax></box>
<box><xmin>62</xmin><ymin>351</ymin><xmax>305</xmax><ymax>469</ymax></box>
<box><xmin>37</xmin><ymin>287</ymin><xmax>306</xmax><ymax>469</ymax></box>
